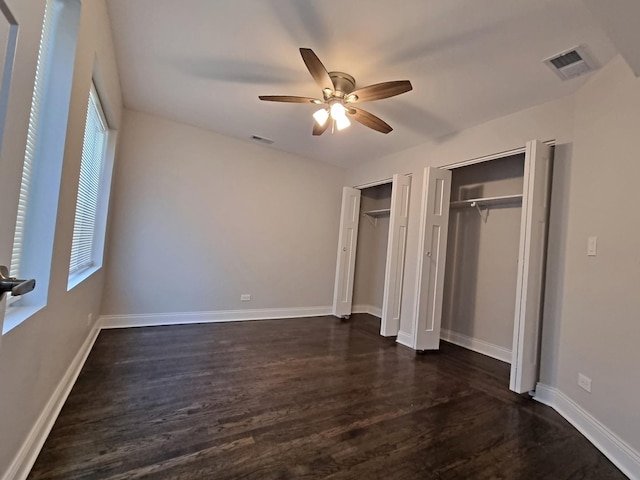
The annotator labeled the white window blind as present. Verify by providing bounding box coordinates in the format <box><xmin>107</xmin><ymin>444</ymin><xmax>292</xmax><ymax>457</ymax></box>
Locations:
<box><xmin>69</xmin><ymin>84</ymin><xmax>107</xmax><ymax>275</ymax></box>
<box><xmin>10</xmin><ymin>0</ymin><xmax>54</xmax><ymax>278</ymax></box>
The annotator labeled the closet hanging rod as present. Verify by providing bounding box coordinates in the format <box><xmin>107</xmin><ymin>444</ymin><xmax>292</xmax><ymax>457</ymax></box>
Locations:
<box><xmin>362</xmin><ymin>208</ymin><xmax>390</xmax><ymax>227</ymax></box>
<box><xmin>450</xmin><ymin>194</ymin><xmax>523</xmax><ymax>209</ymax></box>
<box><xmin>363</xmin><ymin>208</ymin><xmax>391</xmax><ymax>217</ymax></box>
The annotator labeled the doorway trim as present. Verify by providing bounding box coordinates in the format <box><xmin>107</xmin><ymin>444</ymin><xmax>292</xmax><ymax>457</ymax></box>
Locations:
<box><xmin>354</xmin><ymin>177</ymin><xmax>393</xmax><ymax>190</ymax></box>
<box><xmin>443</xmin><ymin>140</ymin><xmax>555</xmax><ymax>170</ymax></box>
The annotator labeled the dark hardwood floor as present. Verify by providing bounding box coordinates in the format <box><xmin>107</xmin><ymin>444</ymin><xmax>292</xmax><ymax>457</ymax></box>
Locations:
<box><xmin>28</xmin><ymin>314</ymin><xmax>626</xmax><ymax>479</ymax></box>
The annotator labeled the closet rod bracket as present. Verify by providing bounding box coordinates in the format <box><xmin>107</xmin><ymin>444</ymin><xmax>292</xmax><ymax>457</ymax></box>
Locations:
<box><xmin>363</xmin><ymin>213</ymin><xmax>377</xmax><ymax>227</ymax></box>
<box><xmin>470</xmin><ymin>201</ymin><xmax>489</xmax><ymax>223</ymax></box>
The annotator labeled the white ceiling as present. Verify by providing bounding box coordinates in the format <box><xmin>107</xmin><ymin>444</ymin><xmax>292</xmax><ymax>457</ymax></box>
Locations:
<box><xmin>105</xmin><ymin>0</ymin><xmax>618</xmax><ymax>168</ymax></box>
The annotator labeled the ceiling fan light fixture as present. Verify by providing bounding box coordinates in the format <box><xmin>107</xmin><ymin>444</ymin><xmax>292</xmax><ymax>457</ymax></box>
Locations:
<box><xmin>335</xmin><ymin>114</ymin><xmax>351</xmax><ymax>131</ymax></box>
<box><xmin>313</xmin><ymin>108</ymin><xmax>330</xmax><ymax>126</ymax></box>
<box><xmin>330</xmin><ymin>102</ymin><xmax>347</xmax><ymax>121</ymax></box>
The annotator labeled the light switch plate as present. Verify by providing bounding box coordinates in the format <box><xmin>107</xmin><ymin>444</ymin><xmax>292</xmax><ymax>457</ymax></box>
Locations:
<box><xmin>587</xmin><ymin>236</ymin><xmax>597</xmax><ymax>256</ymax></box>
<box><xmin>578</xmin><ymin>373</ymin><xmax>592</xmax><ymax>392</ymax></box>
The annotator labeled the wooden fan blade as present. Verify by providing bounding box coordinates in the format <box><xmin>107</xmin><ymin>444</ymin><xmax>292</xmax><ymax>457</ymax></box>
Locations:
<box><xmin>346</xmin><ymin>80</ymin><xmax>412</xmax><ymax>103</ymax></box>
<box><xmin>347</xmin><ymin>106</ymin><xmax>393</xmax><ymax>134</ymax></box>
<box><xmin>300</xmin><ymin>48</ymin><xmax>334</xmax><ymax>92</ymax></box>
<box><xmin>313</xmin><ymin>120</ymin><xmax>330</xmax><ymax>136</ymax></box>
<box><xmin>259</xmin><ymin>95</ymin><xmax>322</xmax><ymax>104</ymax></box>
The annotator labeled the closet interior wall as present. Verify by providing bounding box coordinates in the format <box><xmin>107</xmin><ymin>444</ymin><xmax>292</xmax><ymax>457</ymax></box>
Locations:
<box><xmin>442</xmin><ymin>154</ymin><xmax>525</xmax><ymax>358</ymax></box>
<box><xmin>352</xmin><ymin>183</ymin><xmax>392</xmax><ymax>316</ymax></box>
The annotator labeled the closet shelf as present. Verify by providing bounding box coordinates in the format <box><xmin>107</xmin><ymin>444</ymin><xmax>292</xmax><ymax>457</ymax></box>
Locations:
<box><xmin>363</xmin><ymin>208</ymin><xmax>391</xmax><ymax>217</ymax></box>
<box><xmin>450</xmin><ymin>194</ymin><xmax>523</xmax><ymax>209</ymax></box>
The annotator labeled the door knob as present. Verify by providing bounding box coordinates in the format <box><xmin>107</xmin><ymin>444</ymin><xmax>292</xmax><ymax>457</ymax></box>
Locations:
<box><xmin>0</xmin><ymin>266</ymin><xmax>36</xmax><ymax>301</ymax></box>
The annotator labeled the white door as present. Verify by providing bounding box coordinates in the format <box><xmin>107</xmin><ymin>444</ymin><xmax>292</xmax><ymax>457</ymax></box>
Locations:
<box><xmin>332</xmin><ymin>187</ymin><xmax>361</xmax><ymax>317</ymax></box>
<box><xmin>380</xmin><ymin>174</ymin><xmax>411</xmax><ymax>336</ymax></box>
<box><xmin>510</xmin><ymin>140</ymin><xmax>552</xmax><ymax>393</ymax></box>
<box><xmin>413</xmin><ymin>167</ymin><xmax>451</xmax><ymax>350</ymax></box>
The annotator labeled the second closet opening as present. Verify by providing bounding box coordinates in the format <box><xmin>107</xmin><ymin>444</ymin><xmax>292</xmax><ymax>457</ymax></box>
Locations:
<box><xmin>352</xmin><ymin>182</ymin><xmax>392</xmax><ymax>319</ymax></box>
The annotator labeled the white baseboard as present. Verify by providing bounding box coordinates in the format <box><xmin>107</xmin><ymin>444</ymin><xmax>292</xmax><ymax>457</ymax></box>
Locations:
<box><xmin>351</xmin><ymin>304</ymin><xmax>382</xmax><ymax>318</ymax></box>
<box><xmin>2</xmin><ymin>324</ymin><xmax>101</xmax><ymax>480</ymax></box>
<box><xmin>396</xmin><ymin>330</ymin><xmax>414</xmax><ymax>349</ymax></box>
<box><xmin>535</xmin><ymin>383</ymin><xmax>640</xmax><ymax>480</ymax></box>
<box><xmin>440</xmin><ymin>328</ymin><xmax>512</xmax><ymax>364</ymax></box>
<box><xmin>99</xmin><ymin>306</ymin><xmax>332</xmax><ymax>329</ymax></box>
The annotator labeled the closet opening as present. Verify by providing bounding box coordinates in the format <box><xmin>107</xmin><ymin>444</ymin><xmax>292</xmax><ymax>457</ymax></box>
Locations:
<box><xmin>352</xmin><ymin>182</ymin><xmax>392</xmax><ymax>322</ymax></box>
<box><xmin>412</xmin><ymin>140</ymin><xmax>553</xmax><ymax>393</ymax></box>
<box><xmin>442</xmin><ymin>153</ymin><xmax>525</xmax><ymax>365</ymax></box>
<box><xmin>332</xmin><ymin>174</ymin><xmax>411</xmax><ymax>337</ymax></box>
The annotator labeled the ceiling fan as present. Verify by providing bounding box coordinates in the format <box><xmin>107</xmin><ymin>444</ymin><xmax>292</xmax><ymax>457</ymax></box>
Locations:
<box><xmin>259</xmin><ymin>48</ymin><xmax>413</xmax><ymax>136</ymax></box>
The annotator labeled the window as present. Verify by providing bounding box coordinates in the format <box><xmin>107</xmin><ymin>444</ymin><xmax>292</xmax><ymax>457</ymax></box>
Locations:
<box><xmin>69</xmin><ymin>83</ymin><xmax>108</xmax><ymax>278</ymax></box>
<box><xmin>9</xmin><ymin>0</ymin><xmax>54</xmax><ymax>280</ymax></box>
<box><xmin>4</xmin><ymin>0</ymin><xmax>81</xmax><ymax>333</ymax></box>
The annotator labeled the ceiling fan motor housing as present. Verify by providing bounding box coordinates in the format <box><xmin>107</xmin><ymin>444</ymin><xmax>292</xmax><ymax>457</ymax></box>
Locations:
<box><xmin>328</xmin><ymin>71</ymin><xmax>355</xmax><ymax>97</ymax></box>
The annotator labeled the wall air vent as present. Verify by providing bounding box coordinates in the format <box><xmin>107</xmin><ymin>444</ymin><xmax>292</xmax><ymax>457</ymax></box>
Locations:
<box><xmin>251</xmin><ymin>135</ymin><xmax>274</xmax><ymax>145</ymax></box>
<box><xmin>544</xmin><ymin>45</ymin><xmax>597</xmax><ymax>81</ymax></box>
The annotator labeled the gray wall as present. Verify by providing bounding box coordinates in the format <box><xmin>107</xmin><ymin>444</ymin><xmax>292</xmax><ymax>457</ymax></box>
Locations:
<box><xmin>554</xmin><ymin>56</ymin><xmax>640</xmax><ymax>452</ymax></box>
<box><xmin>0</xmin><ymin>0</ymin><xmax>122</xmax><ymax>475</ymax></box>
<box><xmin>101</xmin><ymin>110</ymin><xmax>346</xmax><ymax>315</ymax></box>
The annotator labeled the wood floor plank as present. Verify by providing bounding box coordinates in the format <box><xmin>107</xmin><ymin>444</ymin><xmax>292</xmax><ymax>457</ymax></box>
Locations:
<box><xmin>27</xmin><ymin>314</ymin><xmax>627</xmax><ymax>479</ymax></box>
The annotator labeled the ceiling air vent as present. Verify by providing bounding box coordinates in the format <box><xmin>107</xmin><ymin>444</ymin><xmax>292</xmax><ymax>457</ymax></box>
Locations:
<box><xmin>251</xmin><ymin>135</ymin><xmax>274</xmax><ymax>145</ymax></box>
<box><xmin>544</xmin><ymin>45</ymin><xmax>597</xmax><ymax>80</ymax></box>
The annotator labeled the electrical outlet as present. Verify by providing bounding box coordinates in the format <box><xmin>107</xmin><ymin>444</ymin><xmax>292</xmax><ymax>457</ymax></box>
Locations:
<box><xmin>87</xmin><ymin>313</ymin><xmax>94</xmax><ymax>325</ymax></box>
<box><xmin>240</xmin><ymin>294</ymin><xmax>251</xmax><ymax>302</ymax></box>
<box><xmin>578</xmin><ymin>373</ymin><xmax>592</xmax><ymax>392</ymax></box>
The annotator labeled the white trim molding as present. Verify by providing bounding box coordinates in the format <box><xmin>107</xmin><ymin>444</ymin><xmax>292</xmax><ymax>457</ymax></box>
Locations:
<box><xmin>2</xmin><ymin>324</ymin><xmax>101</xmax><ymax>480</ymax></box>
<box><xmin>396</xmin><ymin>330</ymin><xmax>414</xmax><ymax>349</ymax></box>
<box><xmin>440</xmin><ymin>329</ymin><xmax>512</xmax><ymax>364</ymax></box>
<box><xmin>99</xmin><ymin>306</ymin><xmax>333</xmax><ymax>329</ymax></box>
<box><xmin>351</xmin><ymin>304</ymin><xmax>382</xmax><ymax>318</ymax></box>
<box><xmin>535</xmin><ymin>383</ymin><xmax>640</xmax><ymax>480</ymax></box>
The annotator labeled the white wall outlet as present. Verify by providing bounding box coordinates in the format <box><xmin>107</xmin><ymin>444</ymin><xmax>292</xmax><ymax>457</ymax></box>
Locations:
<box><xmin>87</xmin><ymin>313</ymin><xmax>94</xmax><ymax>325</ymax></box>
<box><xmin>587</xmin><ymin>236</ymin><xmax>597</xmax><ymax>256</ymax></box>
<box><xmin>240</xmin><ymin>294</ymin><xmax>251</xmax><ymax>302</ymax></box>
<box><xmin>578</xmin><ymin>373</ymin><xmax>592</xmax><ymax>392</ymax></box>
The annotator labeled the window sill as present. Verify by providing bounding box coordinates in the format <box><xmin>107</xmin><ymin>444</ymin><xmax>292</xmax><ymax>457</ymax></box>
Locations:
<box><xmin>2</xmin><ymin>303</ymin><xmax>45</xmax><ymax>334</ymax></box>
<box><xmin>67</xmin><ymin>264</ymin><xmax>101</xmax><ymax>291</ymax></box>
